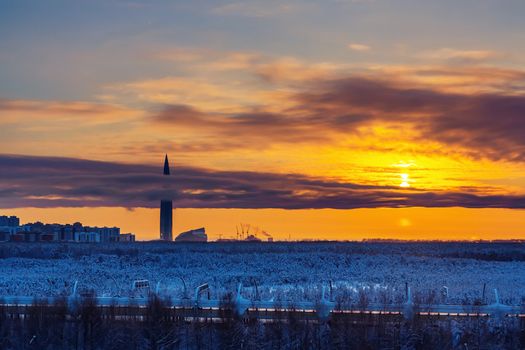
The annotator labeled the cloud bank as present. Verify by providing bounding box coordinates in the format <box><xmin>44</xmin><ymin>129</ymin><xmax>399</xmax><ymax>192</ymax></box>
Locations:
<box><xmin>147</xmin><ymin>71</ymin><xmax>525</xmax><ymax>161</ymax></box>
<box><xmin>1</xmin><ymin>154</ymin><xmax>524</xmax><ymax>209</ymax></box>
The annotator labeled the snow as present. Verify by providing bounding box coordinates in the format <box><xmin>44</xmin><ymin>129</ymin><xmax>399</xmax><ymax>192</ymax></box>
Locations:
<box><xmin>0</xmin><ymin>241</ymin><xmax>523</xmax><ymax>307</ymax></box>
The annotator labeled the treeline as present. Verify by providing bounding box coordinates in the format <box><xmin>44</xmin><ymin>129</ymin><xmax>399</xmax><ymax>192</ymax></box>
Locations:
<box><xmin>1</xmin><ymin>296</ymin><xmax>525</xmax><ymax>349</ymax></box>
<box><xmin>1</xmin><ymin>241</ymin><xmax>525</xmax><ymax>262</ymax></box>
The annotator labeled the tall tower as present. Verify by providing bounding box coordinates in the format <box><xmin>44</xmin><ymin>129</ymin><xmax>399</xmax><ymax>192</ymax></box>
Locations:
<box><xmin>160</xmin><ymin>154</ymin><xmax>173</xmax><ymax>241</ymax></box>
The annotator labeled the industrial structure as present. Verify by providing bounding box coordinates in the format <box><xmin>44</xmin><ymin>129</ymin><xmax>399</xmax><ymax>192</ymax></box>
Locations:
<box><xmin>236</xmin><ymin>223</ymin><xmax>272</xmax><ymax>242</ymax></box>
<box><xmin>160</xmin><ymin>154</ymin><xmax>173</xmax><ymax>241</ymax></box>
<box><xmin>175</xmin><ymin>227</ymin><xmax>207</xmax><ymax>242</ymax></box>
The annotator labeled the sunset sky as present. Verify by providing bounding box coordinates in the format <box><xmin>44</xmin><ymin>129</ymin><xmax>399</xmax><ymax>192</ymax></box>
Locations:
<box><xmin>1</xmin><ymin>0</ymin><xmax>525</xmax><ymax>240</ymax></box>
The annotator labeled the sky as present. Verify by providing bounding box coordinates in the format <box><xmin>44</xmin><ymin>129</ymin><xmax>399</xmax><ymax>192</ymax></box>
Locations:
<box><xmin>1</xmin><ymin>0</ymin><xmax>525</xmax><ymax>240</ymax></box>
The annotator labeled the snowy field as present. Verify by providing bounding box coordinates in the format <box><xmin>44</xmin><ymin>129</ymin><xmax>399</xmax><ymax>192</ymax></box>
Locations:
<box><xmin>0</xmin><ymin>241</ymin><xmax>524</xmax><ymax>306</ymax></box>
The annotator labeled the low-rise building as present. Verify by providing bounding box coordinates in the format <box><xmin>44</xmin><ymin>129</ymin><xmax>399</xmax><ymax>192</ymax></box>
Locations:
<box><xmin>119</xmin><ymin>233</ymin><xmax>136</xmax><ymax>242</ymax></box>
<box><xmin>74</xmin><ymin>231</ymin><xmax>101</xmax><ymax>243</ymax></box>
<box><xmin>0</xmin><ymin>215</ymin><xmax>20</xmax><ymax>227</ymax></box>
<box><xmin>0</xmin><ymin>215</ymin><xmax>22</xmax><ymax>236</ymax></box>
<box><xmin>0</xmin><ymin>231</ymin><xmax>10</xmax><ymax>242</ymax></box>
<box><xmin>0</xmin><ymin>215</ymin><xmax>127</xmax><ymax>244</ymax></box>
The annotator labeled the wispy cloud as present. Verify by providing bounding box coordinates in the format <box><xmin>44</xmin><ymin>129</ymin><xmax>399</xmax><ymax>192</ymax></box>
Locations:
<box><xmin>420</xmin><ymin>48</ymin><xmax>503</xmax><ymax>63</ymax></box>
<box><xmin>0</xmin><ymin>99</ymin><xmax>138</xmax><ymax>121</ymax></box>
<box><xmin>348</xmin><ymin>43</ymin><xmax>371</xmax><ymax>52</ymax></box>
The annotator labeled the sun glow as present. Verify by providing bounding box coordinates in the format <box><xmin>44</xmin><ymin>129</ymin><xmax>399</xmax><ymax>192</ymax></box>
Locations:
<box><xmin>400</xmin><ymin>173</ymin><xmax>410</xmax><ymax>187</ymax></box>
<box><xmin>399</xmin><ymin>218</ymin><xmax>412</xmax><ymax>227</ymax></box>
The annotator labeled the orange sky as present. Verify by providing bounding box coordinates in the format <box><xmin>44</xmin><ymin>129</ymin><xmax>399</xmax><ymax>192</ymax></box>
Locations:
<box><xmin>6</xmin><ymin>207</ymin><xmax>525</xmax><ymax>241</ymax></box>
<box><xmin>2</xmin><ymin>1</ymin><xmax>525</xmax><ymax>240</ymax></box>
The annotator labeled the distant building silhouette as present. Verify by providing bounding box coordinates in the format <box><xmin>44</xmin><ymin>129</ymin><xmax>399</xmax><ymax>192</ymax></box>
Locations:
<box><xmin>0</xmin><ymin>215</ymin><xmax>19</xmax><ymax>227</ymax></box>
<box><xmin>1</xmin><ymin>214</ymin><xmax>135</xmax><ymax>243</ymax></box>
<box><xmin>160</xmin><ymin>154</ymin><xmax>173</xmax><ymax>241</ymax></box>
<box><xmin>175</xmin><ymin>227</ymin><xmax>207</xmax><ymax>242</ymax></box>
<box><xmin>0</xmin><ymin>217</ymin><xmax>128</xmax><ymax>243</ymax></box>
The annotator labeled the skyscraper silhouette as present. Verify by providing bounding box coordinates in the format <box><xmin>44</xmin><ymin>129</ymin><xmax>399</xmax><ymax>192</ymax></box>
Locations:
<box><xmin>160</xmin><ymin>154</ymin><xmax>173</xmax><ymax>241</ymax></box>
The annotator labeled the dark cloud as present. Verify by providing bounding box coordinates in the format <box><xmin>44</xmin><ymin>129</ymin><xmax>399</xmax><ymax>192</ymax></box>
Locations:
<box><xmin>1</xmin><ymin>154</ymin><xmax>524</xmax><ymax>209</ymax></box>
<box><xmin>298</xmin><ymin>77</ymin><xmax>525</xmax><ymax>161</ymax></box>
<box><xmin>150</xmin><ymin>105</ymin><xmax>329</xmax><ymax>144</ymax></box>
<box><xmin>152</xmin><ymin>104</ymin><xmax>208</xmax><ymax>124</ymax></box>
<box><xmin>149</xmin><ymin>74</ymin><xmax>525</xmax><ymax>161</ymax></box>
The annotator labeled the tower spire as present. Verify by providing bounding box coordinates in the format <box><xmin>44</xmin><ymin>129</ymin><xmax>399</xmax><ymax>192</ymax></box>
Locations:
<box><xmin>160</xmin><ymin>154</ymin><xmax>173</xmax><ymax>241</ymax></box>
<box><xmin>163</xmin><ymin>154</ymin><xmax>170</xmax><ymax>175</ymax></box>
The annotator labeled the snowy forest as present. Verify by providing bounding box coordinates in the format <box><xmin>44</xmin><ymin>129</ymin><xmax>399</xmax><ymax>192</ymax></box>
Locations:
<box><xmin>0</xmin><ymin>241</ymin><xmax>524</xmax><ymax>305</ymax></box>
<box><xmin>1</xmin><ymin>241</ymin><xmax>525</xmax><ymax>349</ymax></box>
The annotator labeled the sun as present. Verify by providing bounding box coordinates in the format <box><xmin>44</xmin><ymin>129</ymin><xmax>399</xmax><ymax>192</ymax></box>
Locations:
<box><xmin>400</xmin><ymin>173</ymin><xmax>410</xmax><ymax>188</ymax></box>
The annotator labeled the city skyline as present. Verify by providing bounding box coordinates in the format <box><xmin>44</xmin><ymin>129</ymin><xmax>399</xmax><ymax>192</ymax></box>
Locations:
<box><xmin>1</xmin><ymin>1</ymin><xmax>525</xmax><ymax>240</ymax></box>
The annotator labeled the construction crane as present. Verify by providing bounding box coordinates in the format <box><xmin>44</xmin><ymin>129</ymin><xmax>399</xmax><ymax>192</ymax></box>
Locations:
<box><xmin>236</xmin><ymin>223</ymin><xmax>273</xmax><ymax>241</ymax></box>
